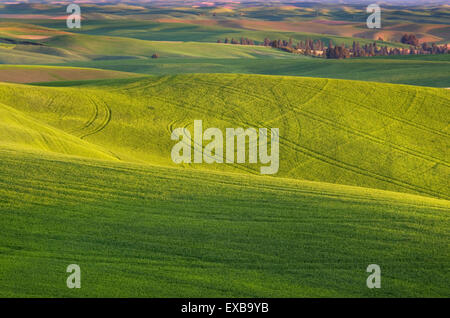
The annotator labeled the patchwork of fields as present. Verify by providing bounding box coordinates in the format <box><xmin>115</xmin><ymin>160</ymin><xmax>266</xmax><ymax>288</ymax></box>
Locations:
<box><xmin>0</xmin><ymin>1</ymin><xmax>449</xmax><ymax>298</ymax></box>
<box><xmin>59</xmin><ymin>55</ymin><xmax>450</xmax><ymax>88</ymax></box>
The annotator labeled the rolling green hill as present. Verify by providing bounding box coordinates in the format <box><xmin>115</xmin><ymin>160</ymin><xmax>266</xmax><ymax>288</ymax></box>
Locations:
<box><xmin>0</xmin><ymin>74</ymin><xmax>448</xmax><ymax>199</ymax></box>
<box><xmin>0</xmin><ymin>148</ymin><xmax>448</xmax><ymax>297</ymax></box>
<box><xmin>0</xmin><ymin>52</ymin><xmax>448</xmax><ymax>299</ymax></box>
<box><xmin>1</xmin><ymin>22</ymin><xmax>447</xmax><ymax>88</ymax></box>
<box><xmin>45</xmin><ymin>33</ymin><xmax>297</xmax><ymax>59</ymax></box>
<box><xmin>59</xmin><ymin>54</ymin><xmax>450</xmax><ymax>88</ymax></box>
<box><xmin>0</xmin><ymin>65</ymin><xmax>140</xmax><ymax>83</ymax></box>
<box><xmin>0</xmin><ymin>23</ymin><xmax>298</xmax><ymax>64</ymax></box>
<box><xmin>0</xmin><ymin>100</ymin><xmax>117</xmax><ymax>161</ymax></box>
<box><xmin>56</xmin><ymin>19</ymin><xmax>406</xmax><ymax>48</ymax></box>
<box><xmin>0</xmin><ymin>2</ymin><xmax>448</xmax><ymax>300</ymax></box>
<box><xmin>0</xmin><ymin>31</ymin><xmax>298</xmax><ymax>63</ymax></box>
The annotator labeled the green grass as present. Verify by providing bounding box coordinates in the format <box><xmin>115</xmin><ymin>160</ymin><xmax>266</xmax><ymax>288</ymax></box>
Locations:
<box><xmin>0</xmin><ymin>148</ymin><xmax>448</xmax><ymax>297</ymax></box>
<box><xmin>58</xmin><ymin>54</ymin><xmax>450</xmax><ymax>88</ymax></box>
<box><xmin>0</xmin><ymin>45</ymin><xmax>75</xmax><ymax>65</ymax></box>
<box><xmin>0</xmin><ymin>100</ymin><xmax>117</xmax><ymax>160</ymax></box>
<box><xmin>57</xmin><ymin>19</ymin><xmax>405</xmax><ymax>48</ymax></box>
<box><xmin>0</xmin><ymin>22</ymin><xmax>299</xmax><ymax>64</ymax></box>
<box><xmin>0</xmin><ymin>65</ymin><xmax>141</xmax><ymax>83</ymax></box>
<box><xmin>0</xmin><ymin>5</ymin><xmax>448</xmax><ymax>298</ymax></box>
<box><xmin>46</xmin><ymin>33</ymin><xmax>299</xmax><ymax>59</ymax></box>
<box><xmin>0</xmin><ymin>23</ymin><xmax>300</xmax><ymax>65</ymax></box>
<box><xmin>0</xmin><ymin>33</ymin><xmax>299</xmax><ymax>63</ymax></box>
<box><xmin>1</xmin><ymin>74</ymin><xmax>448</xmax><ymax>199</ymax></box>
<box><xmin>1</xmin><ymin>22</ymin><xmax>447</xmax><ymax>88</ymax></box>
<box><xmin>0</xmin><ymin>59</ymin><xmax>448</xmax><ymax>299</ymax></box>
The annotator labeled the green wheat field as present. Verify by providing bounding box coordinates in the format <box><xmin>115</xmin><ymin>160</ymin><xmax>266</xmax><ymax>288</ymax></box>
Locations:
<box><xmin>0</xmin><ymin>1</ymin><xmax>449</xmax><ymax>298</ymax></box>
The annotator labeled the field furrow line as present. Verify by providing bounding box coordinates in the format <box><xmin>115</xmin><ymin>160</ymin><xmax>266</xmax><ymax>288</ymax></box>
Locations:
<box><xmin>279</xmin><ymin>136</ymin><xmax>448</xmax><ymax>199</ymax></box>
<box><xmin>294</xmin><ymin>83</ymin><xmax>450</xmax><ymax>138</ymax></box>
<box><xmin>293</xmin><ymin>107</ymin><xmax>450</xmax><ymax>167</ymax></box>
<box><xmin>147</xmin><ymin>85</ymin><xmax>449</xmax><ymax>199</ymax></box>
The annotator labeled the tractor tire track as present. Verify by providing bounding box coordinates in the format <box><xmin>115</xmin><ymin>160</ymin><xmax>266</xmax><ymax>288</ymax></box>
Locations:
<box><xmin>292</xmin><ymin>107</ymin><xmax>450</xmax><ymax>168</ymax></box>
<box><xmin>291</xmin><ymin>82</ymin><xmax>450</xmax><ymax>138</ymax></box>
<box><xmin>68</xmin><ymin>95</ymin><xmax>99</xmax><ymax>135</ymax></box>
<box><xmin>80</xmin><ymin>96</ymin><xmax>112</xmax><ymax>139</ymax></box>
<box><xmin>153</xmin><ymin>93</ymin><xmax>448</xmax><ymax>199</ymax></box>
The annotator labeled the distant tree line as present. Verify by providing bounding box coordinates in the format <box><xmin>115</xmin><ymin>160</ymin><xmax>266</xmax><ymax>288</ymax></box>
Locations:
<box><xmin>217</xmin><ymin>37</ymin><xmax>255</xmax><ymax>45</ymax></box>
<box><xmin>218</xmin><ymin>37</ymin><xmax>326</xmax><ymax>57</ymax></box>
<box><xmin>401</xmin><ymin>34</ymin><xmax>419</xmax><ymax>46</ymax></box>
<box><xmin>327</xmin><ymin>40</ymin><xmax>448</xmax><ymax>59</ymax></box>
<box><xmin>217</xmin><ymin>34</ymin><xmax>449</xmax><ymax>59</ymax></box>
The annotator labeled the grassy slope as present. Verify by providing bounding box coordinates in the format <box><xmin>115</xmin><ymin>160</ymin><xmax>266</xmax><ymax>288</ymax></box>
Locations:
<box><xmin>0</xmin><ymin>149</ymin><xmax>448</xmax><ymax>297</ymax></box>
<box><xmin>59</xmin><ymin>54</ymin><xmax>450</xmax><ymax>88</ymax></box>
<box><xmin>0</xmin><ymin>21</ymin><xmax>298</xmax><ymax>64</ymax></box>
<box><xmin>0</xmin><ymin>33</ymin><xmax>297</xmax><ymax>63</ymax></box>
<box><xmin>0</xmin><ymin>65</ymin><xmax>139</xmax><ymax>83</ymax></box>
<box><xmin>0</xmin><ymin>100</ymin><xmax>116</xmax><ymax>161</ymax></box>
<box><xmin>0</xmin><ymin>6</ymin><xmax>448</xmax><ymax>299</ymax></box>
<box><xmin>0</xmin><ymin>45</ymin><xmax>76</xmax><ymax>64</ymax></box>
<box><xmin>45</xmin><ymin>33</ymin><xmax>298</xmax><ymax>59</ymax></box>
<box><xmin>0</xmin><ymin>75</ymin><xmax>448</xmax><ymax>199</ymax></box>
<box><xmin>0</xmin><ymin>23</ymin><xmax>299</xmax><ymax>66</ymax></box>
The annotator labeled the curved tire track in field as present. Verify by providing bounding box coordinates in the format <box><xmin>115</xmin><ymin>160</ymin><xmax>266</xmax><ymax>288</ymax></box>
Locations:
<box><xmin>292</xmin><ymin>82</ymin><xmax>450</xmax><ymax>138</ymax></box>
<box><xmin>153</xmin><ymin>85</ymin><xmax>448</xmax><ymax>199</ymax></box>
<box><xmin>218</xmin><ymin>79</ymin><xmax>449</xmax><ymax>167</ymax></box>
<box><xmin>80</xmin><ymin>96</ymin><xmax>112</xmax><ymax>139</ymax></box>
<box><xmin>167</xmin><ymin>117</ymin><xmax>260</xmax><ymax>175</ymax></box>
<box><xmin>280</xmin><ymin>85</ymin><xmax>449</xmax><ymax>169</ymax></box>
<box><xmin>120</xmin><ymin>75</ymin><xmax>172</xmax><ymax>93</ymax></box>
<box><xmin>67</xmin><ymin>94</ymin><xmax>99</xmax><ymax>136</ymax></box>
<box><xmin>161</xmin><ymin>96</ymin><xmax>262</xmax><ymax>175</ymax></box>
<box><xmin>278</xmin><ymin>135</ymin><xmax>449</xmax><ymax>199</ymax></box>
<box><xmin>66</xmin><ymin>95</ymin><xmax>112</xmax><ymax>140</ymax></box>
<box><xmin>292</xmin><ymin>106</ymin><xmax>450</xmax><ymax>168</ymax></box>
<box><xmin>187</xmin><ymin>79</ymin><xmax>448</xmax><ymax>168</ymax></box>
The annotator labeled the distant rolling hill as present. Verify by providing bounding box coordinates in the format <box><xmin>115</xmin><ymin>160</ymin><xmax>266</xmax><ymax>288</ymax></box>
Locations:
<box><xmin>0</xmin><ymin>65</ymin><xmax>140</xmax><ymax>83</ymax></box>
<box><xmin>0</xmin><ymin>22</ymin><xmax>297</xmax><ymax>64</ymax></box>
<box><xmin>59</xmin><ymin>54</ymin><xmax>450</xmax><ymax>88</ymax></box>
<box><xmin>1</xmin><ymin>22</ymin><xmax>448</xmax><ymax>88</ymax></box>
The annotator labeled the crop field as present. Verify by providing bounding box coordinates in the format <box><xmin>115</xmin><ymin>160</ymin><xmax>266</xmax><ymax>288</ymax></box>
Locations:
<box><xmin>0</xmin><ymin>21</ymin><xmax>447</xmax><ymax>87</ymax></box>
<box><xmin>0</xmin><ymin>74</ymin><xmax>448</xmax><ymax>198</ymax></box>
<box><xmin>0</xmin><ymin>65</ymin><xmax>139</xmax><ymax>83</ymax></box>
<box><xmin>0</xmin><ymin>23</ymin><xmax>298</xmax><ymax>64</ymax></box>
<box><xmin>0</xmin><ymin>149</ymin><xmax>449</xmax><ymax>297</ymax></box>
<box><xmin>2</xmin><ymin>2</ymin><xmax>449</xmax><ymax>43</ymax></box>
<box><xmin>0</xmin><ymin>1</ymin><xmax>449</xmax><ymax>299</ymax></box>
<box><xmin>59</xmin><ymin>54</ymin><xmax>450</xmax><ymax>88</ymax></box>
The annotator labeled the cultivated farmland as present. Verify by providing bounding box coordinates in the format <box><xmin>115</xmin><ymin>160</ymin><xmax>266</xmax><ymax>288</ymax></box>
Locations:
<box><xmin>0</xmin><ymin>1</ymin><xmax>449</xmax><ymax>298</ymax></box>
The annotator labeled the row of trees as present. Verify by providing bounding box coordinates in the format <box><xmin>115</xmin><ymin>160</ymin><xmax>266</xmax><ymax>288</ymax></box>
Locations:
<box><xmin>218</xmin><ymin>37</ymin><xmax>327</xmax><ymax>56</ymax></box>
<box><xmin>217</xmin><ymin>35</ymin><xmax>449</xmax><ymax>59</ymax></box>
<box><xmin>327</xmin><ymin>40</ymin><xmax>449</xmax><ymax>59</ymax></box>
<box><xmin>217</xmin><ymin>37</ymin><xmax>255</xmax><ymax>45</ymax></box>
